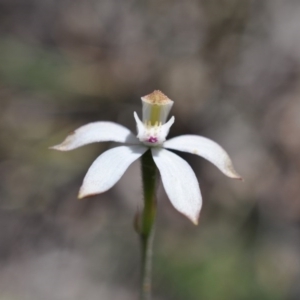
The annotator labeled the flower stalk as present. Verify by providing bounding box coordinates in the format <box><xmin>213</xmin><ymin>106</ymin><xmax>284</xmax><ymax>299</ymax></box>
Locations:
<box><xmin>139</xmin><ymin>149</ymin><xmax>158</xmax><ymax>300</ymax></box>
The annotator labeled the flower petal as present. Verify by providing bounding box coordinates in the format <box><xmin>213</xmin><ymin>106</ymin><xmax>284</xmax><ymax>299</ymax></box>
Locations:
<box><xmin>164</xmin><ymin>135</ymin><xmax>242</xmax><ymax>179</ymax></box>
<box><xmin>50</xmin><ymin>122</ymin><xmax>139</xmax><ymax>151</ymax></box>
<box><xmin>79</xmin><ymin>145</ymin><xmax>147</xmax><ymax>198</ymax></box>
<box><xmin>151</xmin><ymin>148</ymin><xmax>202</xmax><ymax>224</ymax></box>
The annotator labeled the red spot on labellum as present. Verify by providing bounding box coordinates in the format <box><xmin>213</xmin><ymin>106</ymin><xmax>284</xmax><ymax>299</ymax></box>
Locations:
<box><xmin>148</xmin><ymin>137</ymin><xmax>158</xmax><ymax>143</ymax></box>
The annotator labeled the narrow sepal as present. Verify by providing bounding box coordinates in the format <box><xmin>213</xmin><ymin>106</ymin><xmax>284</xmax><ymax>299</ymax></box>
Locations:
<box><xmin>79</xmin><ymin>145</ymin><xmax>147</xmax><ymax>198</ymax></box>
<box><xmin>164</xmin><ymin>135</ymin><xmax>242</xmax><ymax>180</ymax></box>
<box><xmin>50</xmin><ymin>122</ymin><xmax>139</xmax><ymax>151</ymax></box>
<box><xmin>151</xmin><ymin>148</ymin><xmax>202</xmax><ymax>224</ymax></box>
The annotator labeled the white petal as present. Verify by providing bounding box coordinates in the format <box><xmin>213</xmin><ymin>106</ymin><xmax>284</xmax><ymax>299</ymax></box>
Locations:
<box><xmin>151</xmin><ymin>148</ymin><xmax>202</xmax><ymax>224</ymax></box>
<box><xmin>79</xmin><ymin>145</ymin><xmax>147</xmax><ymax>198</ymax></box>
<box><xmin>161</xmin><ymin>116</ymin><xmax>175</xmax><ymax>137</ymax></box>
<box><xmin>133</xmin><ymin>111</ymin><xmax>145</xmax><ymax>137</ymax></box>
<box><xmin>164</xmin><ymin>135</ymin><xmax>242</xmax><ymax>179</ymax></box>
<box><xmin>50</xmin><ymin>122</ymin><xmax>139</xmax><ymax>151</ymax></box>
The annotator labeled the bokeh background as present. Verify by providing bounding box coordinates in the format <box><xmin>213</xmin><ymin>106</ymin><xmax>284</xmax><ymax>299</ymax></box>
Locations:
<box><xmin>1</xmin><ymin>0</ymin><xmax>300</xmax><ymax>299</ymax></box>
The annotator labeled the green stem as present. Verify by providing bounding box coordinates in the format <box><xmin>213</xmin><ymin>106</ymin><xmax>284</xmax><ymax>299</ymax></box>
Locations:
<box><xmin>139</xmin><ymin>149</ymin><xmax>157</xmax><ymax>300</ymax></box>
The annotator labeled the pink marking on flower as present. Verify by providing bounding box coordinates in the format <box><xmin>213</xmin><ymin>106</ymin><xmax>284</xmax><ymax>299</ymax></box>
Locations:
<box><xmin>148</xmin><ymin>137</ymin><xmax>158</xmax><ymax>143</ymax></box>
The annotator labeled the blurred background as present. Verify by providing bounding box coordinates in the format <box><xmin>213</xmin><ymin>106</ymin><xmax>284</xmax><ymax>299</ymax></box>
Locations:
<box><xmin>0</xmin><ymin>0</ymin><xmax>300</xmax><ymax>299</ymax></box>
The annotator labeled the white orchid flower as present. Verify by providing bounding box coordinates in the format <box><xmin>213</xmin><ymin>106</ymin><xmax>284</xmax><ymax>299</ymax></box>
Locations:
<box><xmin>51</xmin><ymin>91</ymin><xmax>241</xmax><ymax>224</ymax></box>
